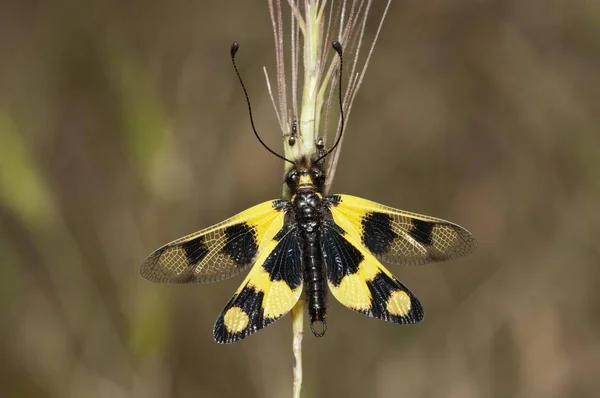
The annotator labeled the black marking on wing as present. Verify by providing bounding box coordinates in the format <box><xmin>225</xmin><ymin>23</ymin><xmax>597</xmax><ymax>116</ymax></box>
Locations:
<box><xmin>365</xmin><ymin>273</ymin><xmax>424</xmax><ymax>323</ymax></box>
<box><xmin>181</xmin><ymin>236</ymin><xmax>210</xmax><ymax>265</ymax></box>
<box><xmin>409</xmin><ymin>219</ymin><xmax>434</xmax><ymax>246</ymax></box>
<box><xmin>221</xmin><ymin>223</ymin><xmax>258</xmax><ymax>267</ymax></box>
<box><xmin>322</xmin><ymin>221</ymin><xmax>364</xmax><ymax>287</ymax></box>
<box><xmin>262</xmin><ymin>225</ymin><xmax>303</xmax><ymax>290</ymax></box>
<box><xmin>213</xmin><ymin>286</ymin><xmax>266</xmax><ymax>344</ymax></box>
<box><xmin>361</xmin><ymin>212</ymin><xmax>398</xmax><ymax>255</ymax></box>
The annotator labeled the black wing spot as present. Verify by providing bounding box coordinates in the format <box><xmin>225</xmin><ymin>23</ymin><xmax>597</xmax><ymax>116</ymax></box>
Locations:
<box><xmin>365</xmin><ymin>272</ymin><xmax>394</xmax><ymax>319</ymax></box>
<box><xmin>213</xmin><ymin>286</ymin><xmax>265</xmax><ymax>344</ymax></box>
<box><xmin>361</xmin><ymin>212</ymin><xmax>398</xmax><ymax>255</ymax></box>
<box><xmin>322</xmin><ymin>222</ymin><xmax>364</xmax><ymax>287</ymax></box>
<box><xmin>262</xmin><ymin>226</ymin><xmax>303</xmax><ymax>290</ymax></box>
<box><xmin>181</xmin><ymin>236</ymin><xmax>210</xmax><ymax>265</ymax></box>
<box><xmin>366</xmin><ymin>273</ymin><xmax>424</xmax><ymax>323</ymax></box>
<box><xmin>409</xmin><ymin>219</ymin><xmax>434</xmax><ymax>246</ymax></box>
<box><xmin>221</xmin><ymin>223</ymin><xmax>258</xmax><ymax>267</ymax></box>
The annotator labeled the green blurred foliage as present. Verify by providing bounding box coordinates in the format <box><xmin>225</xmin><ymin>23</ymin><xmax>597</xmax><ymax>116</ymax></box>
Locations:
<box><xmin>1</xmin><ymin>1</ymin><xmax>599</xmax><ymax>397</ymax></box>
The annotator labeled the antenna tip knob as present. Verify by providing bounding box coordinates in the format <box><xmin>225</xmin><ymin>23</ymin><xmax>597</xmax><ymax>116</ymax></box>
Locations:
<box><xmin>230</xmin><ymin>41</ymin><xmax>240</xmax><ymax>58</ymax></box>
<box><xmin>332</xmin><ymin>40</ymin><xmax>343</xmax><ymax>55</ymax></box>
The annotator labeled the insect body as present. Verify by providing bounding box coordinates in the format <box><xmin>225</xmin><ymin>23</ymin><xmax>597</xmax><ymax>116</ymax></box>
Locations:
<box><xmin>140</xmin><ymin>156</ymin><xmax>476</xmax><ymax>343</ymax></box>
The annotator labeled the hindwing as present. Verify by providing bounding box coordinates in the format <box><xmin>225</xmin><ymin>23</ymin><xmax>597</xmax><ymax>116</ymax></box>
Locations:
<box><xmin>326</xmin><ymin>194</ymin><xmax>476</xmax><ymax>265</ymax></box>
<box><xmin>140</xmin><ymin>200</ymin><xmax>287</xmax><ymax>283</ymax></box>
<box><xmin>322</xmin><ymin>221</ymin><xmax>424</xmax><ymax>324</ymax></box>
<box><xmin>214</xmin><ymin>223</ymin><xmax>303</xmax><ymax>343</ymax></box>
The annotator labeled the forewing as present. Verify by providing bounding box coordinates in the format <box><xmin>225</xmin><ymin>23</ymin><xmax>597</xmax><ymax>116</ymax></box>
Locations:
<box><xmin>322</xmin><ymin>221</ymin><xmax>424</xmax><ymax>324</ymax></box>
<box><xmin>213</xmin><ymin>224</ymin><xmax>303</xmax><ymax>343</ymax></box>
<box><xmin>140</xmin><ymin>200</ymin><xmax>287</xmax><ymax>283</ymax></box>
<box><xmin>326</xmin><ymin>194</ymin><xmax>476</xmax><ymax>265</ymax></box>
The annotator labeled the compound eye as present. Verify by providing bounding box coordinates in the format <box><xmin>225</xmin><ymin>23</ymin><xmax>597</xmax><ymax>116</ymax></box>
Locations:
<box><xmin>289</xmin><ymin>171</ymin><xmax>299</xmax><ymax>183</ymax></box>
<box><xmin>311</xmin><ymin>169</ymin><xmax>322</xmax><ymax>180</ymax></box>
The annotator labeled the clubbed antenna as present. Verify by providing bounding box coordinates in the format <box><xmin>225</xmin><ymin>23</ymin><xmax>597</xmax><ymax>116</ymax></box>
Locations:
<box><xmin>230</xmin><ymin>42</ymin><xmax>294</xmax><ymax>165</ymax></box>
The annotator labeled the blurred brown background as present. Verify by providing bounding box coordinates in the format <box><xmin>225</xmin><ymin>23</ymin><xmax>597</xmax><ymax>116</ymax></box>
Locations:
<box><xmin>1</xmin><ymin>1</ymin><xmax>599</xmax><ymax>397</ymax></box>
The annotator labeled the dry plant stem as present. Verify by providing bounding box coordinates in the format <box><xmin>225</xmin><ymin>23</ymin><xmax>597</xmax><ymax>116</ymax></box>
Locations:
<box><xmin>267</xmin><ymin>0</ymin><xmax>288</xmax><ymax>134</ymax></box>
<box><xmin>291</xmin><ymin>296</ymin><xmax>305</xmax><ymax>398</ymax></box>
<box><xmin>293</xmin><ymin>3</ymin><xmax>324</xmax><ymax>396</ymax></box>
<box><xmin>298</xmin><ymin>3</ymin><xmax>322</xmax><ymax>160</ymax></box>
<box><xmin>263</xmin><ymin>1</ymin><xmax>391</xmax><ymax>397</ymax></box>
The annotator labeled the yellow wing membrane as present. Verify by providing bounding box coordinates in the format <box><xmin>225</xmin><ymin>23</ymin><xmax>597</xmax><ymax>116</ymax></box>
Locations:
<box><xmin>214</xmin><ymin>224</ymin><xmax>304</xmax><ymax>343</ymax></box>
<box><xmin>140</xmin><ymin>200</ymin><xmax>286</xmax><ymax>283</ymax></box>
<box><xmin>326</xmin><ymin>195</ymin><xmax>477</xmax><ymax>266</ymax></box>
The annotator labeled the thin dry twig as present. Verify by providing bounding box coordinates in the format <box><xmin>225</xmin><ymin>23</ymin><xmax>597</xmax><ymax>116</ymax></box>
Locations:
<box><xmin>324</xmin><ymin>0</ymin><xmax>391</xmax><ymax>193</ymax></box>
<box><xmin>267</xmin><ymin>0</ymin><xmax>288</xmax><ymax>134</ymax></box>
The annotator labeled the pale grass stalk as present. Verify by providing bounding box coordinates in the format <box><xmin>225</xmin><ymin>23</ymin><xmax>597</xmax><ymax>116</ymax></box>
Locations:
<box><xmin>291</xmin><ymin>296</ymin><xmax>304</xmax><ymax>398</ymax></box>
<box><xmin>263</xmin><ymin>1</ymin><xmax>391</xmax><ymax>396</ymax></box>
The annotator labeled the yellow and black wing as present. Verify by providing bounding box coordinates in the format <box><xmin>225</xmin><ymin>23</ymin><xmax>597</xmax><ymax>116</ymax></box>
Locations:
<box><xmin>326</xmin><ymin>195</ymin><xmax>476</xmax><ymax>266</ymax></box>
<box><xmin>214</xmin><ymin>224</ymin><xmax>303</xmax><ymax>343</ymax></box>
<box><xmin>322</xmin><ymin>221</ymin><xmax>423</xmax><ymax>323</ymax></box>
<box><xmin>140</xmin><ymin>200</ymin><xmax>287</xmax><ymax>283</ymax></box>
